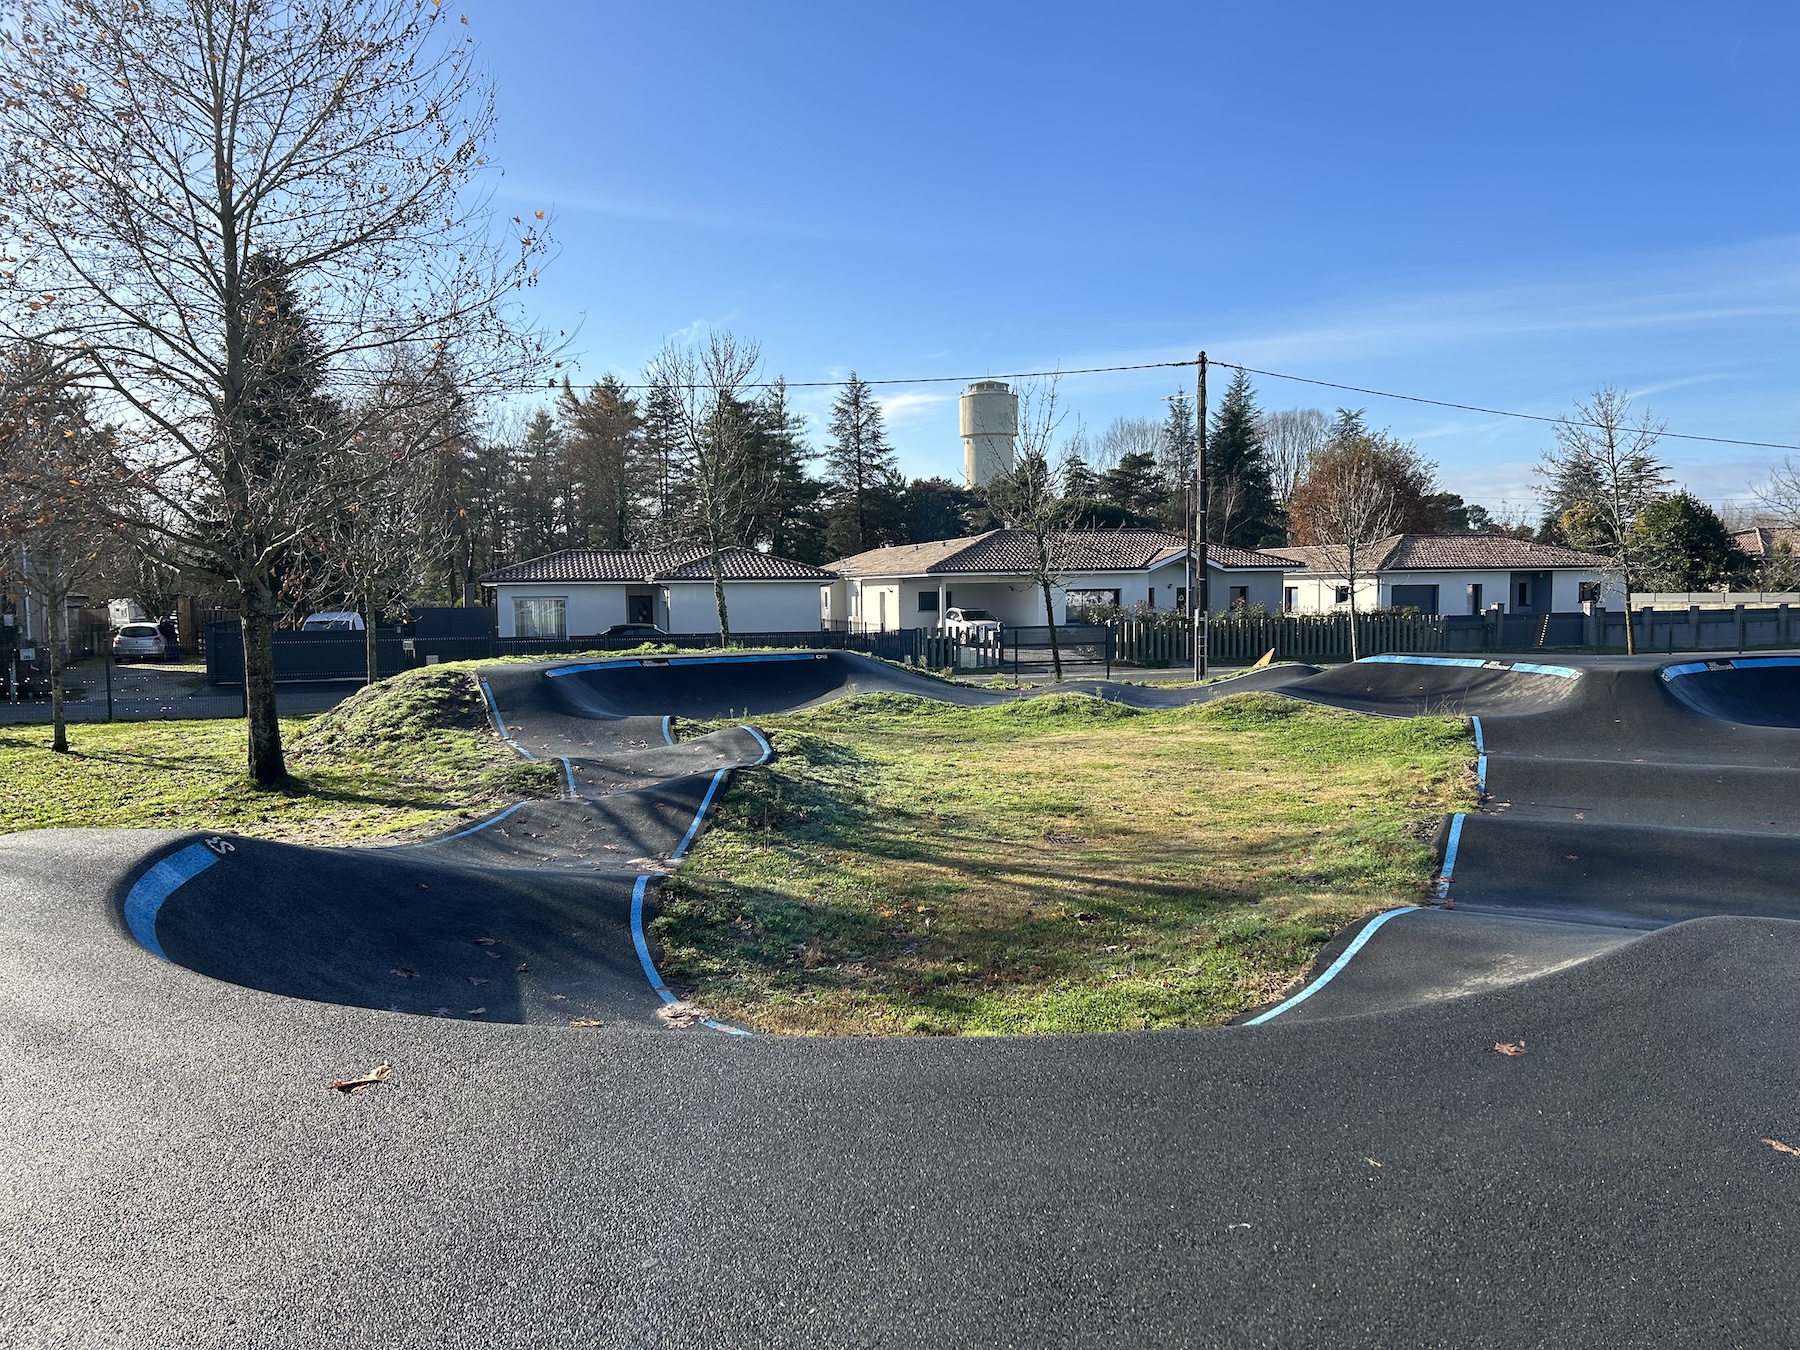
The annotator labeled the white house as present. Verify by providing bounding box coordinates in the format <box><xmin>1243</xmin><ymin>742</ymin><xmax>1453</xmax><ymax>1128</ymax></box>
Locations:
<box><xmin>1271</xmin><ymin>535</ymin><xmax>1621</xmax><ymax>616</ymax></box>
<box><xmin>824</xmin><ymin>530</ymin><xmax>1293</xmax><ymax>631</ymax></box>
<box><xmin>482</xmin><ymin>545</ymin><xmax>835</xmax><ymax>638</ymax></box>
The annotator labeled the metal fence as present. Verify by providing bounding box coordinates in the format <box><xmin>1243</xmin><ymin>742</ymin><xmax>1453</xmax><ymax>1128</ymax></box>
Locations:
<box><xmin>205</xmin><ymin>624</ymin><xmax>408</xmax><ymax>683</ymax></box>
<box><xmin>1110</xmin><ymin>614</ymin><xmax>1448</xmax><ymax>665</ymax></box>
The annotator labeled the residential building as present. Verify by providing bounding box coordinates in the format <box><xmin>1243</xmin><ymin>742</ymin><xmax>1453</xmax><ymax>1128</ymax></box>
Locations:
<box><xmin>1271</xmin><ymin>534</ymin><xmax>1620</xmax><ymax>616</ymax></box>
<box><xmin>824</xmin><ymin>530</ymin><xmax>1292</xmax><ymax>631</ymax></box>
<box><xmin>481</xmin><ymin>544</ymin><xmax>835</xmax><ymax>638</ymax></box>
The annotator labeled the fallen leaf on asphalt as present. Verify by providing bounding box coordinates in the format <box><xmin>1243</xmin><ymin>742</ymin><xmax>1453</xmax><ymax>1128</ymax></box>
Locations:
<box><xmin>466</xmin><ymin>1007</ymin><xmax>486</xmax><ymax>1016</ymax></box>
<box><xmin>390</xmin><ymin>967</ymin><xmax>416</xmax><ymax>978</ymax></box>
<box><xmin>1365</xmin><ymin>1158</ymin><xmax>1383</xmax><ymax>1167</ymax></box>
<box><xmin>330</xmin><ymin>1061</ymin><xmax>391</xmax><ymax>1094</ymax></box>
<box><xmin>467</xmin><ymin>977</ymin><xmax>487</xmax><ymax>986</ymax></box>
<box><xmin>570</xmin><ymin>1018</ymin><xmax>603</xmax><ymax>1027</ymax></box>
<box><xmin>474</xmin><ymin>937</ymin><xmax>497</xmax><ymax>946</ymax></box>
<box><xmin>1564</xmin><ymin>855</ymin><xmax>1580</xmax><ymax>862</ymax></box>
<box><xmin>515</xmin><ymin>962</ymin><xmax>529</xmax><ymax>973</ymax></box>
<box><xmin>416</xmin><ymin>883</ymin><xmax>428</xmax><ymax>891</ymax></box>
<box><xmin>1761</xmin><ymin>1137</ymin><xmax>1800</xmax><ymax>1157</ymax></box>
<box><xmin>657</xmin><ymin>1002</ymin><xmax>708</xmax><ymax>1028</ymax></box>
<box><xmin>550</xmin><ymin>993</ymin><xmax>566</xmax><ymax>1001</ymax></box>
<box><xmin>1494</xmin><ymin>1040</ymin><xmax>1528</xmax><ymax>1056</ymax></box>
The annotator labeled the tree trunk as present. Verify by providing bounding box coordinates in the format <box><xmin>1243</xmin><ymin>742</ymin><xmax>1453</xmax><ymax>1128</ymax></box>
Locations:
<box><xmin>364</xmin><ymin>591</ymin><xmax>379</xmax><ymax>685</ymax></box>
<box><xmin>1346</xmin><ymin>543</ymin><xmax>1361</xmax><ymax>662</ymax></box>
<box><xmin>240</xmin><ymin>575</ymin><xmax>287</xmax><ymax>786</ymax></box>
<box><xmin>1621</xmin><ymin>590</ymin><xmax>1636</xmax><ymax>655</ymax></box>
<box><xmin>709</xmin><ymin>541</ymin><xmax>731</xmax><ymax>646</ymax></box>
<box><xmin>48</xmin><ymin>589</ymin><xmax>67</xmax><ymax>754</ymax></box>
<box><xmin>1039</xmin><ymin>576</ymin><xmax>1063</xmax><ymax>682</ymax></box>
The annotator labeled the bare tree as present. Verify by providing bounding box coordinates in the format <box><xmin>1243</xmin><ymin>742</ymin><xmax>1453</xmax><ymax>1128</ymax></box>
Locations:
<box><xmin>0</xmin><ymin>348</ymin><xmax>113</xmax><ymax>750</ymax></box>
<box><xmin>1260</xmin><ymin>407</ymin><xmax>1329</xmax><ymax>511</ymax></box>
<box><xmin>329</xmin><ymin>358</ymin><xmax>463</xmax><ymax>683</ymax></box>
<box><xmin>1757</xmin><ymin>457</ymin><xmax>1800</xmax><ymax>529</ymax></box>
<box><xmin>1536</xmin><ymin>389</ymin><xmax>1669</xmax><ymax>655</ymax></box>
<box><xmin>645</xmin><ymin>332</ymin><xmax>771</xmax><ymax>644</ymax></box>
<box><xmin>1286</xmin><ymin>442</ymin><xmax>1406</xmax><ymax>661</ymax></box>
<box><xmin>0</xmin><ymin>0</ymin><xmax>550</xmax><ymax>784</ymax></box>
<box><xmin>985</xmin><ymin>375</ymin><xmax>1069</xmax><ymax>681</ymax></box>
<box><xmin>1096</xmin><ymin>415</ymin><xmax>1160</xmax><ymax>474</ymax></box>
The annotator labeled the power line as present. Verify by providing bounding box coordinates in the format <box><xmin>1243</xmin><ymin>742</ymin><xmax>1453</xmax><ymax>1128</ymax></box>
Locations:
<box><xmin>537</xmin><ymin>354</ymin><xmax>1800</xmax><ymax>455</ymax></box>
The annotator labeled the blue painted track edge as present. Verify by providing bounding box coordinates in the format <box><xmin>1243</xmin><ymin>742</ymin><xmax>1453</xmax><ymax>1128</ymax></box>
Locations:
<box><xmin>121</xmin><ymin>842</ymin><xmax>221</xmax><ymax>960</ymax></box>
<box><xmin>1243</xmin><ymin>906</ymin><xmax>1420</xmax><ymax>1025</ymax></box>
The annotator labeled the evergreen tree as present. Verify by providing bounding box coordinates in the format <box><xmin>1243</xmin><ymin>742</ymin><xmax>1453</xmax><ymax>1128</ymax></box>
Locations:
<box><xmin>1062</xmin><ymin>455</ymin><xmax>1102</xmax><ymax>500</ymax></box>
<box><xmin>1100</xmin><ymin>451</ymin><xmax>1168</xmax><ymax>522</ymax></box>
<box><xmin>823</xmin><ymin>372</ymin><xmax>903</xmax><ymax>557</ymax></box>
<box><xmin>1631</xmin><ymin>492</ymin><xmax>1745</xmax><ymax>592</ymax></box>
<box><xmin>902</xmin><ymin>476</ymin><xmax>983</xmax><ymax>542</ymax></box>
<box><xmin>635</xmin><ymin>378</ymin><xmax>691</xmax><ymax>545</ymax></box>
<box><xmin>1206</xmin><ymin>369</ymin><xmax>1279</xmax><ymax>547</ymax></box>
<box><xmin>743</xmin><ymin>380</ymin><xmax>828</xmax><ymax>562</ymax></box>
<box><xmin>510</xmin><ymin>408</ymin><xmax>563</xmax><ymax>559</ymax></box>
<box><xmin>557</xmin><ymin>375</ymin><xmax>640</xmax><ymax>549</ymax></box>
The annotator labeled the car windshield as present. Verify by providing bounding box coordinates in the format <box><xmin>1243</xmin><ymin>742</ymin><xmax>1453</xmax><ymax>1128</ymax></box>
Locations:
<box><xmin>119</xmin><ymin>625</ymin><xmax>159</xmax><ymax>637</ymax></box>
<box><xmin>958</xmin><ymin>610</ymin><xmax>996</xmax><ymax>621</ymax></box>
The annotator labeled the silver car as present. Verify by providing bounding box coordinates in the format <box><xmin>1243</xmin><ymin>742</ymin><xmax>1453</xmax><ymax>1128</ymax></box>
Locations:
<box><xmin>111</xmin><ymin>623</ymin><xmax>168</xmax><ymax>662</ymax></box>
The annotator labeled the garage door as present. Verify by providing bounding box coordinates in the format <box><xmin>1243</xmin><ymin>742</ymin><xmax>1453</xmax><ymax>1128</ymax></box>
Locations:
<box><xmin>1390</xmin><ymin>584</ymin><xmax>1440</xmax><ymax>615</ymax></box>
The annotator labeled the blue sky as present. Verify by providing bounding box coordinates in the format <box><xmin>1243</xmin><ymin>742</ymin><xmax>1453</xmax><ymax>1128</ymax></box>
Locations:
<box><xmin>469</xmin><ymin>1</ymin><xmax>1800</xmax><ymax>520</ymax></box>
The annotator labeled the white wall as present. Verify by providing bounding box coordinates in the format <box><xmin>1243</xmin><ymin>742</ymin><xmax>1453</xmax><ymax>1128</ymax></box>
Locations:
<box><xmin>662</xmin><ymin>581</ymin><xmax>822</xmax><ymax>635</ymax></box>
<box><xmin>1282</xmin><ymin>569</ymin><xmax>1622</xmax><ymax>615</ymax></box>
<box><xmin>493</xmin><ymin>584</ymin><xmax>630</xmax><ymax>637</ymax></box>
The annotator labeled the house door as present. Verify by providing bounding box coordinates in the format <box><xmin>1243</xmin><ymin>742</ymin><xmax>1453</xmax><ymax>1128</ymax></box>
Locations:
<box><xmin>1508</xmin><ymin>571</ymin><xmax>1551</xmax><ymax>614</ymax></box>
<box><xmin>626</xmin><ymin>591</ymin><xmax>655</xmax><ymax>625</ymax></box>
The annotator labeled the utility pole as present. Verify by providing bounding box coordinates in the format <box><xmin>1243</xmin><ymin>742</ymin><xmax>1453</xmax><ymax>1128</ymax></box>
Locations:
<box><xmin>1194</xmin><ymin>351</ymin><xmax>1209</xmax><ymax>679</ymax></box>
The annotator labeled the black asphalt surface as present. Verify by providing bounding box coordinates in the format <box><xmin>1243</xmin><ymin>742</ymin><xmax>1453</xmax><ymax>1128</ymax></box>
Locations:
<box><xmin>1</xmin><ymin>649</ymin><xmax>1796</xmax><ymax>1347</ymax></box>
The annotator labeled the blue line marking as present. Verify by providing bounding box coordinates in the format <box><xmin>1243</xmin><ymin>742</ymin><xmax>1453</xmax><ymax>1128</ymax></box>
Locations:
<box><xmin>672</xmin><ymin>769</ymin><xmax>730</xmax><ymax>861</ymax></box>
<box><xmin>1662</xmin><ymin>656</ymin><xmax>1800</xmax><ymax>681</ymax></box>
<box><xmin>392</xmin><ymin>802</ymin><xmax>525</xmax><ymax>849</ymax></box>
<box><xmin>122</xmin><ymin>842</ymin><xmax>220</xmax><ymax>960</ymax></box>
<box><xmin>1436</xmin><ymin>812</ymin><xmax>1466</xmax><ymax>898</ymax></box>
<box><xmin>1244</xmin><ymin>907</ymin><xmax>1419</xmax><ymax>1025</ymax></box>
<box><xmin>1476</xmin><ymin>755</ymin><xmax>1488</xmax><ymax>796</ymax></box>
<box><xmin>1471</xmin><ymin>715</ymin><xmax>1485</xmax><ymax>753</ymax></box>
<box><xmin>630</xmin><ymin>874</ymin><xmax>750</xmax><ymax>1036</ymax></box>
<box><xmin>560</xmin><ymin>757</ymin><xmax>577</xmax><ymax>798</ymax></box>
<box><xmin>662</xmin><ymin>715</ymin><xmax>675</xmax><ymax>746</ymax></box>
<box><xmin>745</xmin><ymin>726</ymin><xmax>773</xmax><ymax>765</ymax></box>
<box><xmin>479</xmin><ymin>679</ymin><xmax>537</xmax><ymax>761</ymax></box>
<box><xmin>1362</xmin><ymin>654</ymin><xmax>1579</xmax><ymax>679</ymax></box>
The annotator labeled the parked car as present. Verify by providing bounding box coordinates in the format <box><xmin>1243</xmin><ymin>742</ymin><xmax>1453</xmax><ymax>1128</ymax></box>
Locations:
<box><xmin>299</xmin><ymin>611</ymin><xmax>365</xmax><ymax>631</ymax></box>
<box><xmin>112</xmin><ymin>623</ymin><xmax>168</xmax><ymax>662</ymax></box>
<box><xmin>601</xmin><ymin>623</ymin><xmax>669</xmax><ymax>639</ymax></box>
<box><xmin>943</xmin><ymin>607</ymin><xmax>1002</xmax><ymax>641</ymax></box>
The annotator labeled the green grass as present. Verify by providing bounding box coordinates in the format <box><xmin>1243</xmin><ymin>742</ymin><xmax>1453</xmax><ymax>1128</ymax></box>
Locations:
<box><xmin>653</xmin><ymin>691</ymin><xmax>1475</xmax><ymax>1036</ymax></box>
<box><xmin>0</xmin><ymin>666</ymin><xmax>557</xmax><ymax>844</ymax></box>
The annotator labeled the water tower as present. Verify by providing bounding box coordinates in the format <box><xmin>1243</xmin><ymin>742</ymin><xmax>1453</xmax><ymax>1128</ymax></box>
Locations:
<box><xmin>960</xmin><ymin>380</ymin><xmax>1018</xmax><ymax>488</ymax></box>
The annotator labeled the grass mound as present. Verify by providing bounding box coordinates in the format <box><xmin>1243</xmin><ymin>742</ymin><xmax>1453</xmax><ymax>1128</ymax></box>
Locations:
<box><xmin>290</xmin><ymin>666</ymin><xmax>490</xmax><ymax>756</ymax></box>
<box><xmin>656</xmin><ymin>694</ymin><xmax>1475</xmax><ymax>1036</ymax></box>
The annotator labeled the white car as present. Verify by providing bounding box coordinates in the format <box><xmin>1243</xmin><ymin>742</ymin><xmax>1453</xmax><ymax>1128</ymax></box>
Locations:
<box><xmin>111</xmin><ymin>623</ymin><xmax>168</xmax><ymax>662</ymax></box>
<box><xmin>943</xmin><ymin>607</ymin><xmax>1002</xmax><ymax>641</ymax></box>
<box><xmin>300</xmin><ymin>611</ymin><xmax>365</xmax><ymax>632</ymax></box>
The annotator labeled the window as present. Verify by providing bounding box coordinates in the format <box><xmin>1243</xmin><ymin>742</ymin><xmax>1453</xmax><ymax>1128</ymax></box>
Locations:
<box><xmin>1064</xmin><ymin>588</ymin><xmax>1121</xmax><ymax>623</ymax></box>
<box><xmin>1283</xmin><ymin>587</ymin><xmax>1297</xmax><ymax>612</ymax></box>
<box><xmin>1175</xmin><ymin>587</ymin><xmax>1188</xmax><ymax>612</ymax></box>
<box><xmin>1578</xmin><ymin>581</ymin><xmax>1601</xmax><ymax>604</ymax></box>
<box><xmin>1466</xmin><ymin>583</ymin><xmax>1484</xmax><ymax>615</ymax></box>
<box><xmin>1517</xmin><ymin>581</ymin><xmax>1531</xmax><ymax>608</ymax></box>
<box><xmin>513</xmin><ymin>597</ymin><xmax>566</xmax><ymax>640</ymax></box>
<box><xmin>1228</xmin><ymin>586</ymin><xmax>1249</xmax><ymax>610</ymax></box>
<box><xmin>1147</xmin><ymin>587</ymin><xmax>1156</xmax><ymax>609</ymax></box>
<box><xmin>918</xmin><ymin>591</ymin><xmax>940</xmax><ymax>613</ymax></box>
<box><xmin>1334</xmin><ymin>585</ymin><xmax>1351</xmax><ymax>605</ymax></box>
<box><xmin>878</xmin><ymin>591</ymin><xmax>888</xmax><ymax>629</ymax></box>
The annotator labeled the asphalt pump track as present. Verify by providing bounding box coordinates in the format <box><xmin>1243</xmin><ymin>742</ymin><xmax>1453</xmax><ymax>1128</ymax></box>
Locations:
<box><xmin>1</xmin><ymin>650</ymin><xmax>1795</xmax><ymax>1347</ymax></box>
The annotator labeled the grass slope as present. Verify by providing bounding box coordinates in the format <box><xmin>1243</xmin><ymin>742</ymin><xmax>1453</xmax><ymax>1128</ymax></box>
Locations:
<box><xmin>655</xmin><ymin>691</ymin><xmax>1474</xmax><ymax>1036</ymax></box>
<box><xmin>0</xmin><ymin>667</ymin><xmax>558</xmax><ymax>844</ymax></box>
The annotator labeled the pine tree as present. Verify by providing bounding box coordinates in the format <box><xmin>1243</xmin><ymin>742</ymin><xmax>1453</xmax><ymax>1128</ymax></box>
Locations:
<box><xmin>1206</xmin><ymin>369</ymin><xmax>1279</xmax><ymax>547</ymax></box>
<box><xmin>556</xmin><ymin>375</ymin><xmax>641</xmax><ymax>549</ymax></box>
<box><xmin>510</xmin><ymin>408</ymin><xmax>563</xmax><ymax>559</ymax></box>
<box><xmin>823</xmin><ymin>373</ymin><xmax>903</xmax><ymax>557</ymax></box>
<box><xmin>1157</xmin><ymin>393</ymin><xmax>1197</xmax><ymax>532</ymax></box>
<box><xmin>747</xmin><ymin>380</ymin><xmax>828</xmax><ymax>562</ymax></box>
<box><xmin>1100</xmin><ymin>452</ymin><xmax>1167</xmax><ymax>522</ymax></box>
<box><xmin>635</xmin><ymin>378</ymin><xmax>691</xmax><ymax>545</ymax></box>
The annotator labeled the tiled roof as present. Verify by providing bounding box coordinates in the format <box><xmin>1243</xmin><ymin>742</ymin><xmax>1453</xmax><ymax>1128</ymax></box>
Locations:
<box><xmin>828</xmin><ymin>530</ymin><xmax>1292</xmax><ymax>576</ymax></box>
<box><xmin>1277</xmin><ymin>534</ymin><xmax>1613</xmax><ymax>573</ymax></box>
<box><xmin>1731</xmin><ymin>526</ymin><xmax>1800</xmax><ymax>559</ymax></box>
<box><xmin>481</xmin><ymin>544</ymin><xmax>833</xmax><ymax>585</ymax></box>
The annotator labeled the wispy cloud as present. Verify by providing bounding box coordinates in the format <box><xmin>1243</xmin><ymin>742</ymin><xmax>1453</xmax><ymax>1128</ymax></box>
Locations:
<box><xmin>876</xmin><ymin>390</ymin><xmax>952</xmax><ymax>424</ymax></box>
